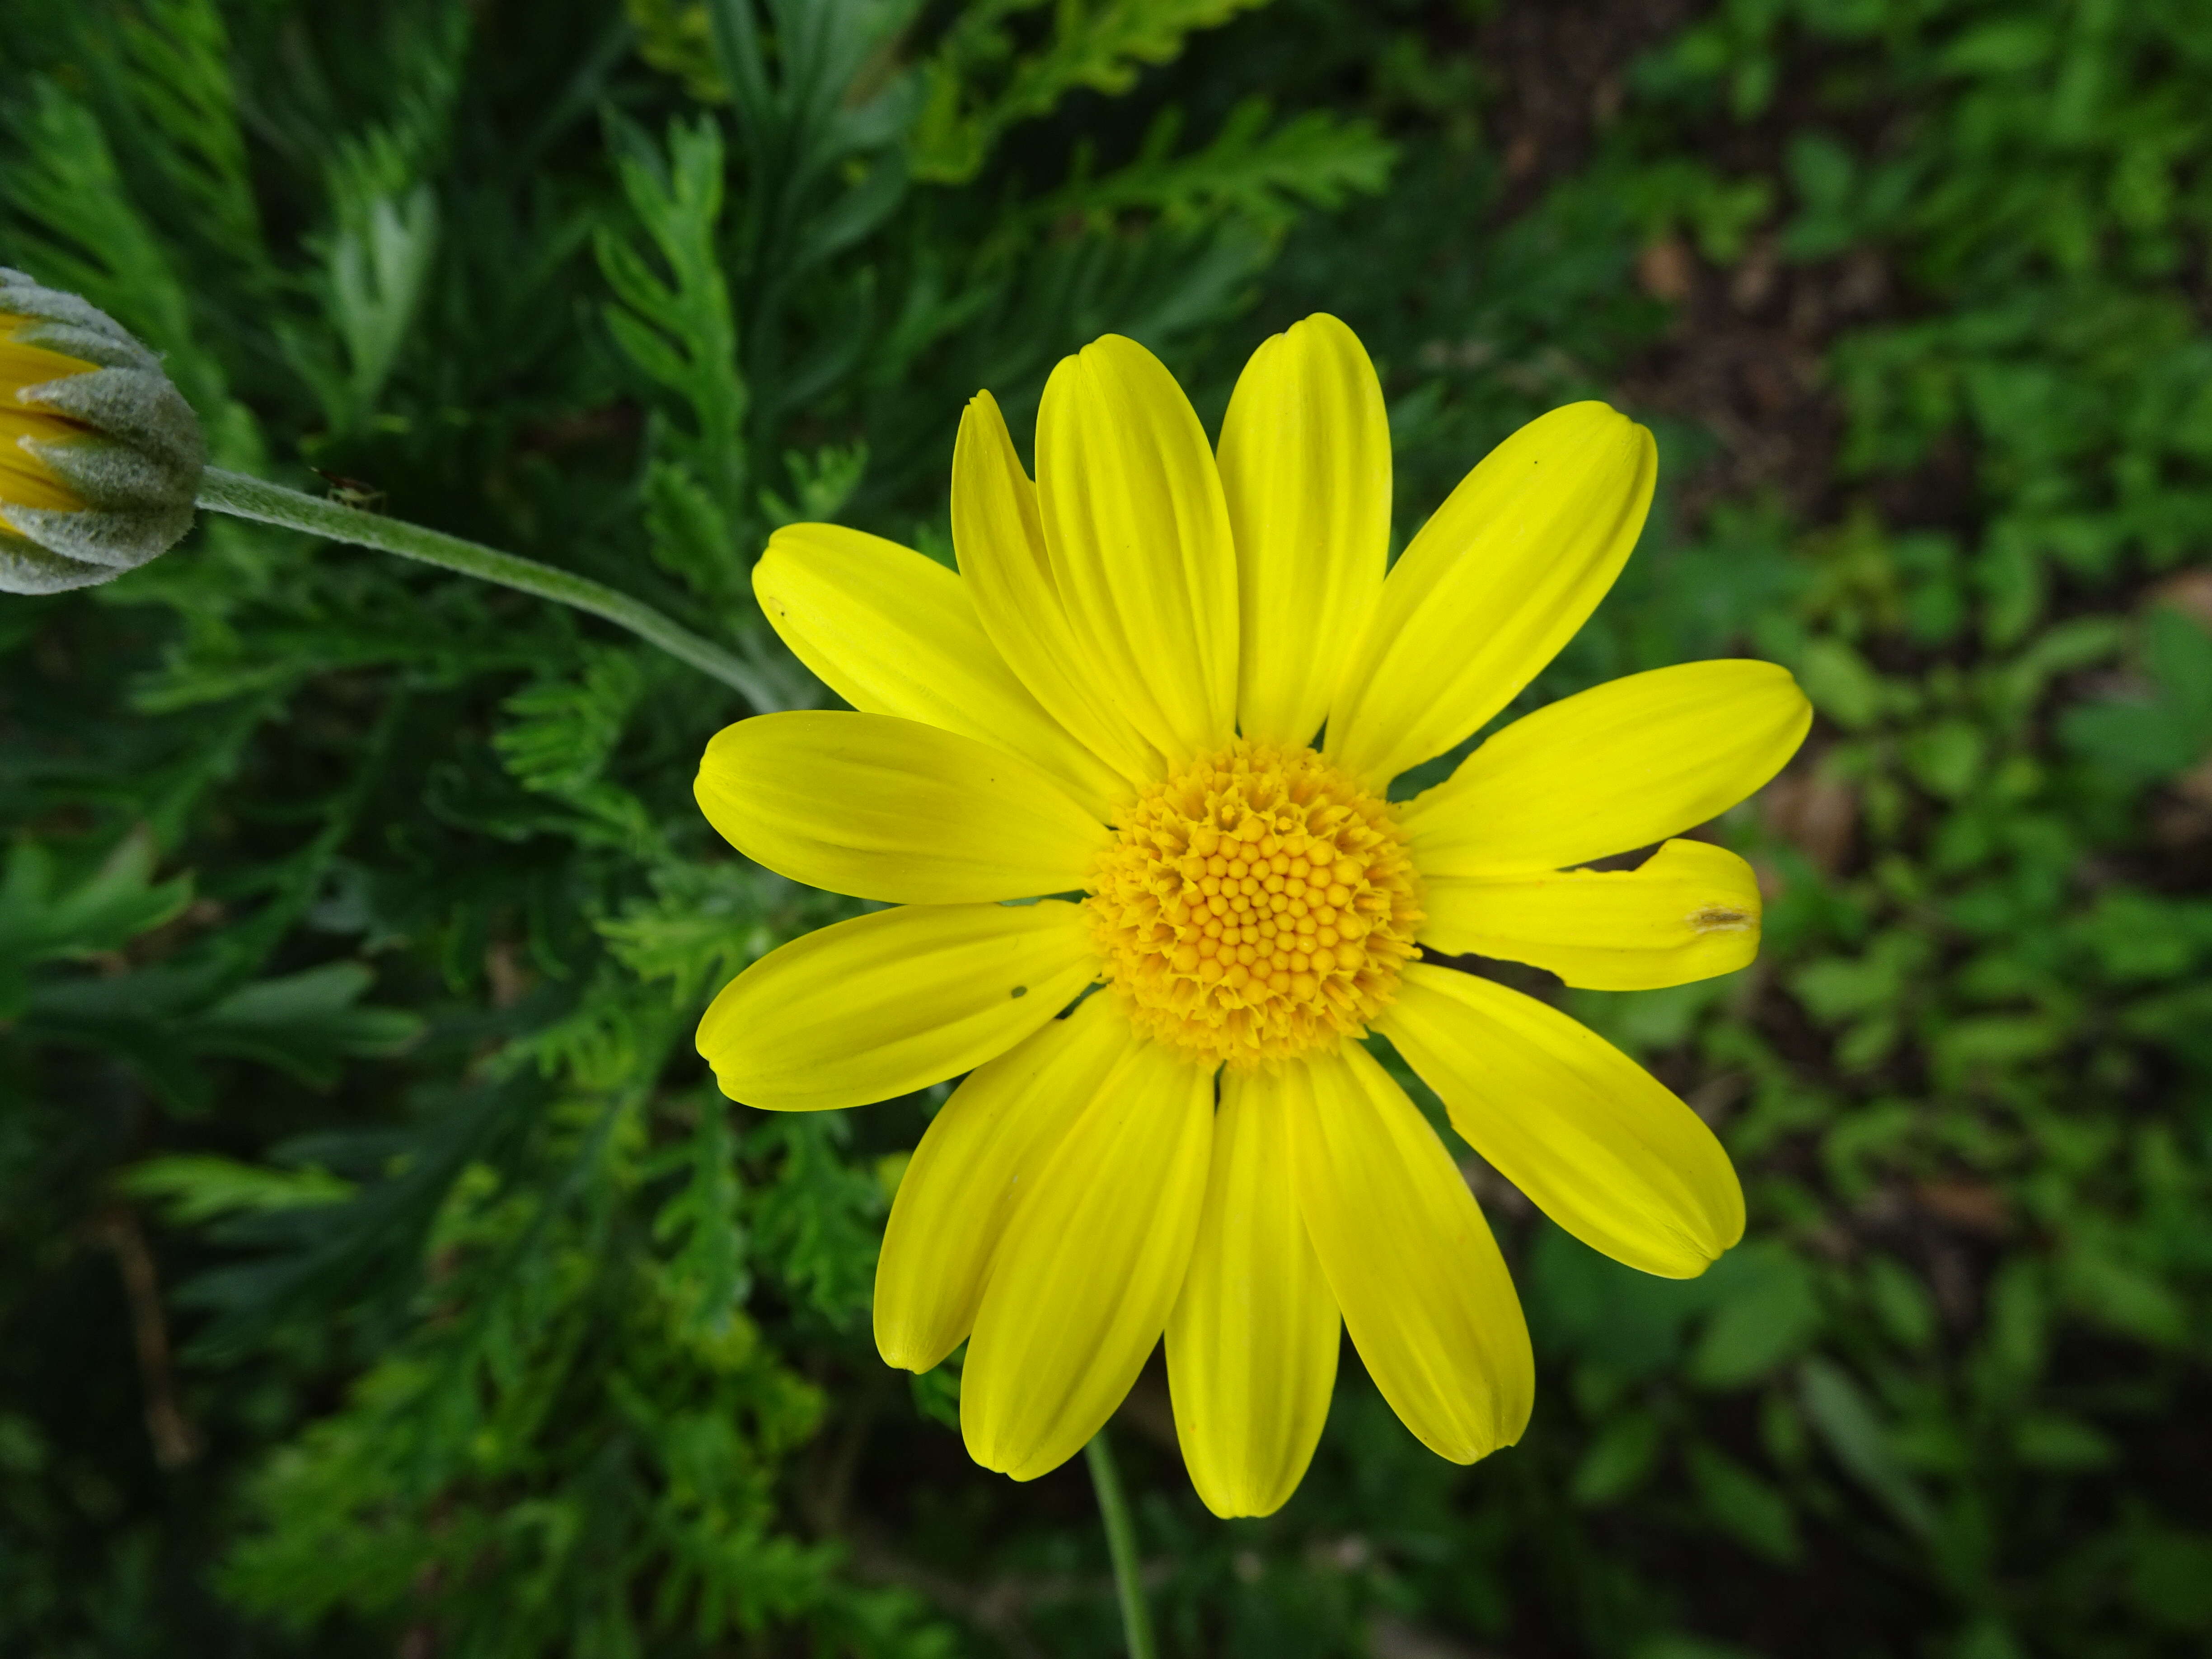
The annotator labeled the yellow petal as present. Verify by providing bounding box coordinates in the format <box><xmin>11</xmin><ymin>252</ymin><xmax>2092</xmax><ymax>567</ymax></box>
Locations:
<box><xmin>1326</xmin><ymin>403</ymin><xmax>1657</xmax><ymax>786</ymax></box>
<box><xmin>961</xmin><ymin>1036</ymin><xmax>1214</xmax><ymax>1481</ymax></box>
<box><xmin>695</xmin><ymin>710</ymin><xmax>1107</xmax><ymax>904</ymax></box>
<box><xmin>1421</xmin><ymin>838</ymin><xmax>1762</xmax><ymax>990</ymax></box>
<box><xmin>753</xmin><ymin>523</ymin><xmax>1127</xmax><ymax>819</ymax></box>
<box><xmin>1286</xmin><ymin>1044</ymin><xmax>1532</xmax><ymax>1463</ymax></box>
<box><xmin>2</xmin><ymin>329</ymin><xmax>95</xmax><ymax>511</ymax></box>
<box><xmin>1167</xmin><ymin>1068</ymin><xmax>1341</xmax><ymax>1518</ymax></box>
<box><xmin>698</xmin><ymin>901</ymin><xmax>1098</xmax><ymax>1111</ymax></box>
<box><xmin>1218</xmin><ymin>313</ymin><xmax>1388</xmax><ymax>748</ymax></box>
<box><xmin>1378</xmin><ymin>963</ymin><xmax>1744</xmax><ymax>1279</ymax></box>
<box><xmin>1036</xmin><ymin>334</ymin><xmax>1238</xmax><ymax>763</ymax></box>
<box><xmin>952</xmin><ymin>390</ymin><xmax>1164</xmax><ymax>789</ymax></box>
<box><xmin>1401</xmin><ymin>660</ymin><xmax>1813</xmax><ymax>875</ymax></box>
<box><xmin>876</xmin><ymin>994</ymin><xmax>1131</xmax><ymax>1371</ymax></box>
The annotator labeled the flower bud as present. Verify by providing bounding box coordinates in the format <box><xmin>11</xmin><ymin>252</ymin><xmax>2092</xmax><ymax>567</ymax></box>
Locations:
<box><xmin>0</xmin><ymin>268</ymin><xmax>206</xmax><ymax>594</ymax></box>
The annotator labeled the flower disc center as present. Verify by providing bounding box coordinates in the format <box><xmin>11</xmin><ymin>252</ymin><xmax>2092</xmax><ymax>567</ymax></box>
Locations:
<box><xmin>1083</xmin><ymin>741</ymin><xmax>1424</xmax><ymax>1069</ymax></box>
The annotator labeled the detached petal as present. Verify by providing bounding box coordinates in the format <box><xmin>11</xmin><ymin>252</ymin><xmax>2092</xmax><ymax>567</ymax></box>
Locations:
<box><xmin>1036</xmin><ymin>334</ymin><xmax>1238</xmax><ymax>763</ymax></box>
<box><xmin>1218</xmin><ymin>314</ymin><xmax>1388</xmax><ymax>748</ymax></box>
<box><xmin>1287</xmin><ymin>1044</ymin><xmax>1532</xmax><ymax>1463</ymax></box>
<box><xmin>754</xmin><ymin>524</ymin><xmax>1128</xmax><ymax>819</ymax></box>
<box><xmin>961</xmin><ymin>1037</ymin><xmax>1214</xmax><ymax>1481</ymax></box>
<box><xmin>1167</xmin><ymin>1068</ymin><xmax>1340</xmax><ymax>1518</ymax></box>
<box><xmin>1401</xmin><ymin>660</ymin><xmax>1813</xmax><ymax>876</ymax></box>
<box><xmin>696</xmin><ymin>711</ymin><xmax>1108</xmax><ymax>904</ymax></box>
<box><xmin>1326</xmin><ymin>403</ymin><xmax>1656</xmax><ymax>787</ymax></box>
<box><xmin>1421</xmin><ymin>839</ymin><xmax>1762</xmax><ymax>990</ymax></box>
<box><xmin>698</xmin><ymin>901</ymin><xmax>1097</xmax><ymax>1111</ymax></box>
<box><xmin>953</xmin><ymin>390</ymin><xmax>1163</xmax><ymax>789</ymax></box>
<box><xmin>876</xmin><ymin>994</ymin><xmax>1133</xmax><ymax>1372</ymax></box>
<box><xmin>1378</xmin><ymin>963</ymin><xmax>1744</xmax><ymax>1279</ymax></box>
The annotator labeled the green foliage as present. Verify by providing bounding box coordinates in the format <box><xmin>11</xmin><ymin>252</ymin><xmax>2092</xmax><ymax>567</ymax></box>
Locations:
<box><xmin>120</xmin><ymin>1153</ymin><xmax>356</xmax><ymax>1223</ymax></box>
<box><xmin>628</xmin><ymin>0</ymin><xmax>728</xmax><ymax>104</ymax></box>
<box><xmin>5</xmin><ymin>1</ymin><xmax>2210</xmax><ymax>1657</ymax></box>
<box><xmin>596</xmin><ymin>114</ymin><xmax>746</xmax><ymax>510</ymax></box>
<box><xmin>912</xmin><ymin>0</ymin><xmax>1273</xmax><ymax>183</ymax></box>
<box><xmin>1027</xmin><ymin>98</ymin><xmax>1395</xmax><ymax>239</ymax></box>
<box><xmin>0</xmin><ymin>829</ymin><xmax>192</xmax><ymax>1012</ymax></box>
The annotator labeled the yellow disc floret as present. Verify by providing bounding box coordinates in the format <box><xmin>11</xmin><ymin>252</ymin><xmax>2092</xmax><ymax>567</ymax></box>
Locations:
<box><xmin>1084</xmin><ymin>741</ymin><xmax>1424</xmax><ymax>1069</ymax></box>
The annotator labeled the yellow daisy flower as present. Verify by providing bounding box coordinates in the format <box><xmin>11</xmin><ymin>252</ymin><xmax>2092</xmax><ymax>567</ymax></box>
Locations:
<box><xmin>694</xmin><ymin>316</ymin><xmax>1811</xmax><ymax>1518</ymax></box>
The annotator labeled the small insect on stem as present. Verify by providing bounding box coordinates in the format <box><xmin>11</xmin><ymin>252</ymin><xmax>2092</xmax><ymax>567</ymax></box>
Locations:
<box><xmin>311</xmin><ymin>468</ymin><xmax>387</xmax><ymax>513</ymax></box>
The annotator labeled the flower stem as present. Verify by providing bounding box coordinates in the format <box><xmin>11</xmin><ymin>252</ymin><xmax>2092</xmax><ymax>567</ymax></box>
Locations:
<box><xmin>194</xmin><ymin>467</ymin><xmax>780</xmax><ymax>706</ymax></box>
<box><xmin>1085</xmin><ymin>1429</ymin><xmax>1158</xmax><ymax>1659</ymax></box>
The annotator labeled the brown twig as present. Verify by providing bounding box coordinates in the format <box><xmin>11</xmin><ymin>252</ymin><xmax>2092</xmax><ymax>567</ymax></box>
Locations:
<box><xmin>91</xmin><ymin>1203</ymin><xmax>201</xmax><ymax>1469</ymax></box>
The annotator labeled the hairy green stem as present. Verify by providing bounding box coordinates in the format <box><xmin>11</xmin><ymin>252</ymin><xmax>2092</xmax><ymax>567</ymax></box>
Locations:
<box><xmin>1085</xmin><ymin>1430</ymin><xmax>1158</xmax><ymax>1659</ymax></box>
<box><xmin>194</xmin><ymin>467</ymin><xmax>778</xmax><ymax>705</ymax></box>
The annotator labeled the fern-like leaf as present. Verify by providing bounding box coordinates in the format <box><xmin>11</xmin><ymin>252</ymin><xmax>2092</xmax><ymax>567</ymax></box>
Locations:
<box><xmin>912</xmin><ymin>0</ymin><xmax>1276</xmax><ymax>184</ymax></box>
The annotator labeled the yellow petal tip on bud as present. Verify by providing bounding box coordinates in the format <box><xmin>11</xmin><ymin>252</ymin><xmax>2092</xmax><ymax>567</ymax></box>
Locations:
<box><xmin>0</xmin><ymin>268</ymin><xmax>206</xmax><ymax>595</ymax></box>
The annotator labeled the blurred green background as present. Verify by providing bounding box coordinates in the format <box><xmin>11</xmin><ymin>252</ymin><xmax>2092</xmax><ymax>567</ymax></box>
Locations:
<box><xmin>5</xmin><ymin>1</ymin><xmax>2211</xmax><ymax>1654</ymax></box>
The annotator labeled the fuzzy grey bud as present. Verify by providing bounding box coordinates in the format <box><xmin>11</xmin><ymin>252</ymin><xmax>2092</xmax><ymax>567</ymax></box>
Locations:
<box><xmin>0</xmin><ymin>268</ymin><xmax>206</xmax><ymax>594</ymax></box>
